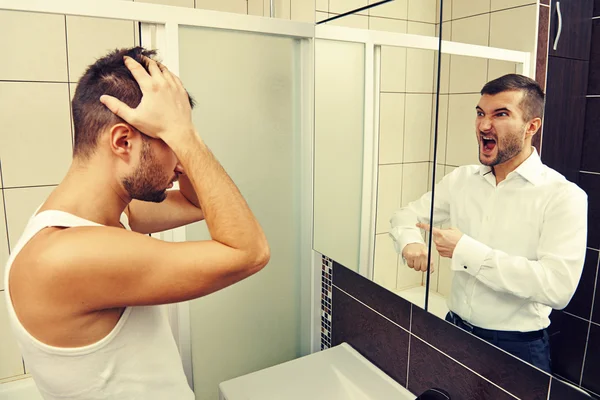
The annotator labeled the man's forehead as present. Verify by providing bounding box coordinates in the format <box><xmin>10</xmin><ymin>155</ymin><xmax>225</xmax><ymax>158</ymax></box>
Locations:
<box><xmin>477</xmin><ymin>90</ymin><xmax>523</xmax><ymax>110</ymax></box>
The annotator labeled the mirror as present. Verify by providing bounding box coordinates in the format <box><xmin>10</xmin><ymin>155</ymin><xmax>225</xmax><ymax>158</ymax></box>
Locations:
<box><xmin>314</xmin><ymin>0</ymin><xmax>596</xmax><ymax>396</ymax></box>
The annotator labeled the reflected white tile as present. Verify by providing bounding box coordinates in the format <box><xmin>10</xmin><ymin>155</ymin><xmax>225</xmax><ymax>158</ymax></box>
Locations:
<box><xmin>137</xmin><ymin>0</ymin><xmax>194</xmax><ymax>6</ymax></box>
<box><xmin>426</xmin><ymin>231</ymin><xmax>439</xmax><ymax>292</ymax></box>
<box><xmin>0</xmin><ymin>297</ymin><xmax>24</xmax><ymax>380</ymax></box>
<box><xmin>373</xmin><ymin>234</ymin><xmax>399</xmax><ymax>290</ymax></box>
<box><xmin>316</xmin><ymin>11</ymin><xmax>329</xmax><ymax>22</ymax></box>
<box><xmin>452</xmin><ymin>0</ymin><xmax>490</xmax><ymax>20</ymax></box>
<box><xmin>381</xmin><ymin>46</ymin><xmax>407</xmax><ymax>92</ymax></box>
<box><xmin>379</xmin><ymin>93</ymin><xmax>405</xmax><ymax>164</ymax></box>
<box><xmin>330</xmin><ymin>0</ymin><xmax>368</xmax><ymax>15</ymax></box>
<box><xmin>408</xmin><ymin>0</ymin><xmax>437</xmax><ymax>23</ymax></box>
<box><xmin>438</xmin><ymin>53</ymin><xmax>451</xmax><ymax>94</ymax></box>
<box><xmin>66</xmin><ymin>16</ymin><xmax>135</xmax><ymax>83</ymax></box>
<box><xmin>446</xmin><ymin>94</ymin><xmax>480</xmax><ymax>167</ymax></box>
<box><xmin>451</xmin><ymin>14</ymin><xmax>489</xmax><ymax>46</ymax></box>
<box><xmin>406</xmin><ymin>49</ymin><xmax>435</xmax><ymax>93</ymax></box>
<box><xmin>437</xmin><ymin>256</ymin><xmax>453</xmax><ymax>297</ymax></box>
<box><xmin>445</xmin><ymin>165</ymin><xmax>458</xmax><ymax>175</ymax></box>
<box><xmin>196</xmin><ymin>0</ymin><xmax>248</xmax><ymax>13</ymax></box>
<box><xmin>431</xmin><ymin>94</ymin><xmax>449</xmax><ymax>164</ymax></box>
<box><xmin>0</xmin><ymin>11</ymin><xmax>67</xmax><ymax>82</ymax></box>
<box><xmin>369</xmin><ymin>17</ymin><xmax>408</xmax><ymax>33</ymax></box>
<box><xmin>437</xmin><ymin>0</ymin><xmax>452</xmax><ymax>22</ymax></box>
<box><xmin>0</xmin><ymin>192</ymin><xmax>9</xmax><ymax>291</ymax></box>
<box><xmin>292</xmin><ymin>0</ymin><xmax>315</xmax><ymax>22</ymax></box>
<box><xmin>449</xmin><ymin>55</ymin><xmax>488</xmax><ymax>94</ymax></box>
<box><xmin>376</xmin><ymin>164</ymin><xmax>403</xmax><ymax>234</ymax></box>
<box><xmin>489</xmin><ymin>5</ymin><xmax>537</xmax><ymax>53</ymax></box>
<box><xmin>271</xmin><ymin>0</ymin><xmax>292</xmax><ymax>19</ymax></box>
<box><xmin>407</xmin><ymin>22</ymin><xmax>436</xmax><ymax>37</ymax></box>
<box><xmin>329</xmin><ymin>13</ymin><xmax>369</xmax><ymax>28</ymax></box>
<box><xmin>248</xmin><ymin>0</ymin><xmax>264</xmax><ymax>15</ymax></box>
<box><xmin>316</xmin><ymin>0</ymin><xmax>328</xmax><ymax>11</ymax></box>
<box><xmin>0</xmin><ymin>83</ymin><xmax>72</xmax><ymax>188</ymax></box>
<box><xmin>4</xmin><ymin>187</ymin><xmax>56</xmax><ymax>252</ymax></box>
<box><xmin>404</xmin><ymin>94</ymin><xmax>433</xmax><ymax>163</ymax></box>
<box><xmin>488</xmin><ymin>60</ymin><xmax>517</xmax><ymax>82</ymax></box>
<box><xmin>401</xmin><ymin>162</ymin><xmax>431</xmax><ymax>207</ymax></box>
<box><xmin>491</xmin><ymin>0</ymin><xmax>536</xmax><ymax>12</ymax></box>
<box><xmin>396</xmin><ymin>261</ymin><xmax>424</xmax><ymax>291</ymax></box>
<box><xmin>369</xmin><ymin>0</ymin><xmax>408</xmax><ymax>19</ymax></box>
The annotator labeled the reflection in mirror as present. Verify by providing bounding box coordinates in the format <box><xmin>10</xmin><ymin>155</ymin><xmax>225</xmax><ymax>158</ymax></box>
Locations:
<box><xmin>387</xmin><ymin>2</ymin><xmax>594</xmax><ymax>395</ymax></box>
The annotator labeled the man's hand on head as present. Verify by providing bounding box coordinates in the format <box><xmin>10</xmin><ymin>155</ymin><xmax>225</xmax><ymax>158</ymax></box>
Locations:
<box><xmin>416</xmin><ymin>223</ymin><xmax>463</xmax><ymax>258</ymax></box>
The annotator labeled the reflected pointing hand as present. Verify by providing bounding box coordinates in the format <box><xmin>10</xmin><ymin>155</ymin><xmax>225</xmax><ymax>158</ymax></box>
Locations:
<box><xmin>416</xmin><ymin>223</ymin><xmax>463</xmax><ymax>259</ymax></box>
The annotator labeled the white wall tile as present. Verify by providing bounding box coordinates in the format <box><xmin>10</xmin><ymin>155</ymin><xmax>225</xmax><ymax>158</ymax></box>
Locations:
<box><xmin>66</xmin><ymin>17</ymin><xmax>135</xmax><ymax>83</ymax></box>
<box><xmin>451</xmin><ymin>13</ymin><xmax>489</xmax><ymax>46</ymax></box>
<box><xmin>0</xmin><ymin>11</ymin><xmax>67</xmax><ymax>82</ymax></box>
<box><xmin>437</xmin><ymin>256</ymin><xmax>453</xmax><ymax>296</ymax></box>
<box><xmin>369</xmin><ymin>17</ymin><xmax>408</xmax><ymax>33</ymax></box>
<box><xmin>0</xmin><ymin>297</ymin><xmax>23</xmax><ymax>380</ymax></box>
<box><xmin>329</xmin><ymin>13</ymin><xmax>369</xmax><ymax>28</ymax></box>
<box><xmin>376</xmin><ymin>164</ymin><xmax>403</xmax><ymax>234</ymax></box>
<box><xmin>488</xmin><ymin>60</ymin><xmax>517</xmax><ymax>82</ymax></box>
<box><xmin>369</xmin><ymin>0</ymin><xmax>408</xmax><ymax>19</ymax></box>
<box><xmin>401</xmin><ymin>162</ymin><xmax>431</xmax><ymax>206</ymax></box>
<box><xmin>406</xmin><ymin>49</ymin><xmax>435</xmax><ymax>92</ymax></box>
<box><xmin>489</xmin><ymin>5</ymin><xmax>537</xmax><ymax>53</ymax></box>
<box><xmin>0</xmin><ymin>83</ymin><xmax>72</xmax><ymax>188</ymax></box>
<box><xmin>373</xmin><ymin>234</ymin><xmax>399</xmax><ymax>290</ymax></box>
<box><xmin>316</xmin><ymin>11</ymin><xmax>329</xmax><ymax>22</ymax></box>
<box><xmin>396</xmin><ymin>260</ymin><xmax>424</xmax><ymax>290</ymax></box>
<box><xmin>446</xmin><ymin>94</ymin><xmax>480</xmax><ymax>166</ymax></box>
<box><xmin>381</xmin><ymin>46</ymin><xmax>407</xmax><ymax>92</ymax></box>
<box><xmin>452</xmin><ymin>0</ymin><xmax>489</xmax><ymax>20</ymax></box>
<box><xmin>437</xmin><ymin>0</ymin><xmax>452</xmax><ymax>22</ymax></box>
<box><xmin>136</xmin><ymin>0</ymin><xmax>194</xmax><ymax>6</ymax></box>
<box><xmin>196</xmin><ymin>0</ymin><xmax>248</xmax><ymax>13</ymax></box>
<box><xmin>449</xmin><ymin>55</ymin><xmax>488</xmax><ymax>94</ymax></box>
<box><xmin>379</xmin><ymin>93</ymin><xmax>405</xmax><ymax>165</ymax></box>
<box><xmin>431</xmin><ymin>94</ymin><xmax>449</xmax><ymax>164</ymax></box>
<box><xmin>404</xmin><ymin>94</ymin><xmax>433</xmax><ymax>163</ymax></box>
<box><xmin>407</xmin><ymin>22</ymin><xmax>436</xmax><ymax>36</ymax></box>
<box><xmin>316</xmin><ymin>0</ymin><xmax>329</xmax><ymax>11</ymax></box>
<box><xmin>330</xmin><ymin>0</ymin><xmax>368</xmax><ymax>15</ymax></box>
<box><xmin>425</xmin><ymin>231</ymin><xmax>439</xmax><ymax>292</ymax></box>
<box><xmin>0</xmin><ymin>192</ymin><xmax>9</xmax><ymax>291</ymax></box>
<box><xmin>4</xmin><ymin>187</ymin><xmax>56</xmax><ymax>252</ymax></box>
<box><xmin>292</xmin><ymin>0</ymin><xmax>315</xmax><ymax>22</ymax></box>
<box><xmin>249</xmin><ymin>0</ymin><xmax>264</xmax><ymax>15</ymax></box>
<box><xmin>408</xmin><ymin>0</ymin><xmax>437</xmax><ymax>23</ymax></box>
<box><xmin>491</xmin><ymin>0</ymin><xmax>536</xmax><ymax>12</ymax></box>
<box><xmin>438</xmin><ymin>53</ymin><xmax>451</xmax><ymax>94</ymax></box>
<box><xmin>268</xmin><ymin>0</ymin><xmax>292</xmax><ymax>19</ymax></box>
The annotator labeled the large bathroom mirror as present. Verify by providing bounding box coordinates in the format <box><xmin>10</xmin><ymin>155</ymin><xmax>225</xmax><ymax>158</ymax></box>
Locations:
<box><xmin>314</xmin><ymin>0</ymin><xmax>597</xmax><ymax>397</ymax></box>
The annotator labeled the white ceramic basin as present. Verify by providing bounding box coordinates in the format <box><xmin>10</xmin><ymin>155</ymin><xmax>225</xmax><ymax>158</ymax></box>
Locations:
<box><xmin>219</xmin><ymin>343</ymin><xmax>416</xmax><ymax>400</ymax></box>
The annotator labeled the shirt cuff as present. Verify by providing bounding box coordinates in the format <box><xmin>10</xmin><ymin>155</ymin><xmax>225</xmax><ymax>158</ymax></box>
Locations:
<box><xmin>389</xmin><ymin>227</ymin><xmax>424</xmax><ymax>255</ymax></box>
<box><xmin>451</xmin><ymin>234</ymin><xmax>492</xmax><ymax>276</ymax></box>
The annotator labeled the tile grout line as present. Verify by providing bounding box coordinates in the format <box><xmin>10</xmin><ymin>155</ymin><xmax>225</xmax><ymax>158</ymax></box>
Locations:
<box><xmin>546</xmin><ymin>377</ymin><xmax>552</xmax><ymax>400</ymax></box>
<box><xmin>410</xmin><ymin>334</ymin><xmax>521</xmax><ymax>400</ymax></box>
<box><xmin>578</xmin><ymin>253</ymin><xmax>600</xmax><ymax>385</ymax></box>
<box><xmin>405</xmin><ymin>305</ymin><xmax>412</xmax><ymax>388</ymax></box>
<box><xmin>563</xmin><ymin>310</ymin><xmax>592</xmax><ymax>323</ymax></box>
<box><xmin>1</xmin><ymin>161</ymin><xmax>11</xmax><ymax>256</ymax></box>
<box><xmin>580</xmin><ymin>170</ymin><xmax>600</xmax><ymax>176</ymax></box>
<box><xmin>3</xmin><ymin>184</ymin><xmax>58</xmax><ymax>190</ymax></box>
<box><xmin>65</xmin><ymin>14</ymin><xmax>74</xmax><ymax>150</ymax></box>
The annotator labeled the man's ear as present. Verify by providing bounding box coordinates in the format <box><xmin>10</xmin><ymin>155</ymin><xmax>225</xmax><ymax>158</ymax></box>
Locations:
<box><xmin>526</xmin><ymin>117</ymin><xmax>542</xmax><ymax>139</ymax></box>
<box><xmin>109</xmin><ymin>123</ymin><xmax>142</xmax><ymax>160</ymax></box>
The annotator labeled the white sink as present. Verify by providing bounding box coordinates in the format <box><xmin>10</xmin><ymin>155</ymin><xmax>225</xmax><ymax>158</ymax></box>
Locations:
<box><xmin>218</xmin><ymin>343</ymin><xmax>416</xmax><ymax>400</ymax></box>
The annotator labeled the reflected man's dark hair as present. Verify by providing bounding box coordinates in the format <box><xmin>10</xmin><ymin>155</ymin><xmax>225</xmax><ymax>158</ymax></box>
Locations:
<box><xmin>480</xmin><ymin>74</ymin><xmax>545</xmax><ymax>122</ymax></box>
<box><xmin>72</xmin><ymin>46</ymin><xmax>195</xmax><ymax>159</ymax></box>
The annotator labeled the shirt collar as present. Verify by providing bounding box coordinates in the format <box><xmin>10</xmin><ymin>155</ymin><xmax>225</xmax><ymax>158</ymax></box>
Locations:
<box><xmin>476</xmin><ymin>147</ymin><xmax>544</xmax><ymax>186</ymax></box>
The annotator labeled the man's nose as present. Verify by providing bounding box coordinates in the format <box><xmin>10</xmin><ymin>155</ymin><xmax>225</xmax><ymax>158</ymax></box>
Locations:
<box><xmin>479</xmin><ymin>118</ymin><xmax>492</xmax><ymax>131</ymax></box>
<box><xmin>174</xmin><ymin>162</ymin><xmax>185</xmax><ymax>174</ymax></box>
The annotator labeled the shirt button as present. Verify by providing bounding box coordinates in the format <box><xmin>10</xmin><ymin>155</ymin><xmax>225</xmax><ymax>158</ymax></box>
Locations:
<box><xmin>463</xmin><ymin>266</ymin><xmax>467</xmax><ymax>269</ymax></box>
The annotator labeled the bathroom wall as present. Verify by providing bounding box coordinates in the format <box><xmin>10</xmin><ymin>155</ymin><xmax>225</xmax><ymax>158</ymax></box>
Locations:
<box><xmin>326</xmin><ymin>255</ymin><xmax>596</xmax><ymax>400</ymax></box>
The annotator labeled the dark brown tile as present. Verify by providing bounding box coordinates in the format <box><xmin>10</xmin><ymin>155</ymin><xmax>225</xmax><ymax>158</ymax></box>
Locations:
<box><xmin>548</xmin><ymin>311</ymin><xmax>590</xmax><ymax>383</ymax></box>
<box><xmin>565</xmin><ymin>249</ymin><xmax>600</xmax><ymax>319</ymax></box>
<box><xmin>579</xmin><ymin>173</ymin><xmax>600</xmax><ymax>250</ymax></box>
<box><xmin>595</xmin><ymin>0</ymin><xmax>600</xmax><ymax>17</ymax></box>
<box><xmin>410</xmin><ymin>306</ymin><xmax>550</xmax><ymax>400</ymax></box>
<box><xmin>536</xmin><ymin>4</ymin><xmax>550</xmax><ymax>91</ymax></box>
<box><xmin>594</xmin><ymin>272</ymin><xmax>600</xmax><ymax>325</ymax></box>
<box><xmin>550</xmin><ymin>378</ymin><xmax>597</xmax><ymax>400</ymax></box>
<box><xmin>589</xmin><ymin>21</ymin><xmax>600</xmax><ymax>94</ymax></box>
<box><xmin>408</xmin><ymin>336</ymin><xmax>516</xmax><ymax>400</ymax></box>
<box><xmin>541</xmin><ymin>0</ymin><xmax>550</xmax><ymax>5</ymax></box>
<box><xmin>331</xmin><ymin>286</ymin><xmax>409</xmax><ymax>386</ymax></box>
<box><xmin>332</xmin><ymin>260</ymin><xmax>411</xmax><ymax>330</ymax></box>
<box><xmin>582</xmin><ymin>323</ymin><xmax>600</xmax><ymax>394</ymax></box>
<box><xmin>581</xmin><ymin>98</ymin><xmax>600</xmax><ymax>173</ymax></box>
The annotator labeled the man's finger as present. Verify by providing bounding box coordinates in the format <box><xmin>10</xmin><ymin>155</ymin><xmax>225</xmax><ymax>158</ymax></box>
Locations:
<box><xmin>123</xmin><ymin>56</ymin><xmax>153</xmax><ymax>89</ymax></box>
<box><xmin>142</xmin><ymin>55</ymin><xmax>164</xmax><ymax>79</ymax></box>
<box><xmin>100</xmin><ymin>95</ymin><xmax>134</xmax><ymax>122</ymax></box>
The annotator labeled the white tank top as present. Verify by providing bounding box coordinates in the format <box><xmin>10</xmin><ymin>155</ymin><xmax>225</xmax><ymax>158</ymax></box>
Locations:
<box><xmin>3</xmin><ymin>209</ymin><xmax>194</xmax><ymax>400</ymax></box>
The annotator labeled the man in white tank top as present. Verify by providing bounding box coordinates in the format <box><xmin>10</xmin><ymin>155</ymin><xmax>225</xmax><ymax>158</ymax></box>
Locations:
<box><xmin>4</xmin><ymin>47</ymin><xmax>270</xmax><ymax>399</ymax></box>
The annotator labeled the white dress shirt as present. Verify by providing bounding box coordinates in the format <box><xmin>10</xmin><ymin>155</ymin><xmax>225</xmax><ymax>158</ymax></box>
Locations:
<box><xmin>389</xmin><ymin>149</ymin><xmax>588</xmax><ymax>332</ymax></box>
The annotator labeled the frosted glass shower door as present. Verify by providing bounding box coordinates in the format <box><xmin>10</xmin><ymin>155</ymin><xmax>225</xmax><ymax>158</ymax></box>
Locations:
<box><xmin>178</xmin><ymin>27</ymin><xmax>303</xmax><ymax>400</ymax></box>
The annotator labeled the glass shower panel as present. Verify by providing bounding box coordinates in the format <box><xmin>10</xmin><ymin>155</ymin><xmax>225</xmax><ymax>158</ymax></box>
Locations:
<box><xmin>313</xmin><ymin>39</ymin><xmax>365</xmax><ymax>272</ymax></box>
<box><xmin>178</xmin><ymin>26</ymin><xmax>301</xmax><ymax>400</ymax></box>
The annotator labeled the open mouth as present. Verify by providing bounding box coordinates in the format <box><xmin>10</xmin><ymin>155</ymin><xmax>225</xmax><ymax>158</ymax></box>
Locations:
<box><xmin>481</xmin><ymin>136</ymin><xmax>497</xmax><ymax>154</ymax></box>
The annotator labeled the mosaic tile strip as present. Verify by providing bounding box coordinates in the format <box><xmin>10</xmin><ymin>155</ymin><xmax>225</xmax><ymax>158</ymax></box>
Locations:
<box><xmin>321</xmin><ymin>255</ymin><xmax>333</xmax><ymax>350</ymax></box>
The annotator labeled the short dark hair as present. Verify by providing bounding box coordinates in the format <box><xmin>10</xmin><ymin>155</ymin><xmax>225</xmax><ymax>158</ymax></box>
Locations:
<box><xmin>72</xmin><ymin>46</ymin><xmax>195</xmax><ymax>159</ymax></box>
<box><xmin>480</xmin><ymin>74</ymin><xmax>545</xmax><ymax>122</ymax></box>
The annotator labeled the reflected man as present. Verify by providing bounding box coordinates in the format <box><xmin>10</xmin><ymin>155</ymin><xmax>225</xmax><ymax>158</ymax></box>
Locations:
<box><xmin>389</xmin><ymin>74</ymin><xmax>588</xmax><ymax>373</ymax></box>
